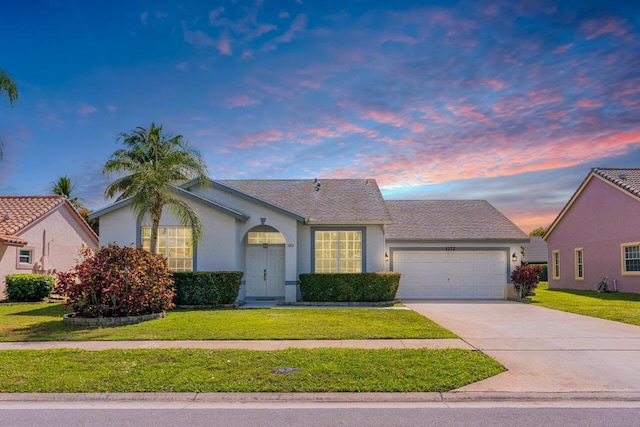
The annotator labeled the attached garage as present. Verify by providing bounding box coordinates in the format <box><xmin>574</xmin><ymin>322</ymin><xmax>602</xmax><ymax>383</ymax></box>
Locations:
<box><xmin>384</xmin><ymin>200</ymin><xmax>530</xmax><ymax>300</ymax></box>
<box><xmin>391</xmin><ymin>249</ymin><xmax>508</xmax><ymax>299</ymax></box>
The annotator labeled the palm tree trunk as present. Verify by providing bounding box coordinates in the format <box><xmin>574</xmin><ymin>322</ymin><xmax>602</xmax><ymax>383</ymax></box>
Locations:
<box><xmin>150</xmin><ymin>216</ymin><xmax>161</xmax><ymax>255</ymax></box>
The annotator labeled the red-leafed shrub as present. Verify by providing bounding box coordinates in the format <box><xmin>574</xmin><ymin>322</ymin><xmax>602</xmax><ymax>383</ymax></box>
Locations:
<box><xmin>55</xmin><ymin>244</ymin><xmax>175</xmax><ymax>318</ymax></box>
<box><xmin>511</xmin><ymin>264</ymin><xmax>542</xmax><ymax>300</ymax></box>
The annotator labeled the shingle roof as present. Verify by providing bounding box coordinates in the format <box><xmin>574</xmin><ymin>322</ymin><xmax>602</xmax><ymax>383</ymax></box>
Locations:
<box><xmin>385</xmin><ymin>200</ymin><xmax>529</xmax><ymax>241</ymax></box>
<box><xmin>523</xmin><ymin>236</ymin><xmax>548</xmax><ymax>263</ymax></box>
<box><xmin>0</xmin><ymin>196</ymin><xmax>97</xmax><ymax>245</ymax></box>
<box><xmin>592</xmin><ymin>168</ymin><xmax>640</xmax><ymax>198</ymax></box>
<box><xmin>215</xmin><ymin>179</ymin><xmax>393</xmax><ymax>224</ymax></box>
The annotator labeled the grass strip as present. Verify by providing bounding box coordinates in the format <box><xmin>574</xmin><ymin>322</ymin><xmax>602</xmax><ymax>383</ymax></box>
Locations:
<box><xmin>531</xmin><ymin>282</ymin><xmax>640</xmax><ymax>326</ymax></box>
<box><xmin>0</xmin><ymin>348</ymin><xmax>503</xmax><ymax>392</ymax></box>
<box><xmin>0</xmin><ymin>304</ymin><xmax>456</xmax><ymax>341</ymax></box>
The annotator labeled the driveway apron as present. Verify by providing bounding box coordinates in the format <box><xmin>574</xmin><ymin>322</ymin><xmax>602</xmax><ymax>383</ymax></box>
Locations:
<box><xmin>405</xmin><ymin>300</ymin><xmax>640</xmax><ymax>393</ymax></box>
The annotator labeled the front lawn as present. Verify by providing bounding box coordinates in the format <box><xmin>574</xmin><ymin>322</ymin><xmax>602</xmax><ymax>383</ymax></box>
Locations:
<box><xmin>0</xmin><ymin>348</ymin><xmax>503</xmax><ymax>392</ymax></box>
<box><xmin>530</xmin><ymin>282</ymin><xmax>640</xmax><ymax>326</ymax></box>
<box><xmin>0</xmin><ymin>304</ymin><xmax>456</xmax><ymax>341</ymax></box>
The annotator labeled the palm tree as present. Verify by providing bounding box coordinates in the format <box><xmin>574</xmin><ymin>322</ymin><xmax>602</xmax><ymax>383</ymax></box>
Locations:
<box><xmin>51</xmin><ymin>175</ymin><xmax>85</xmax><ymax>210</ymax></box>
<box><xmin>103</xmin><ymin>123</ymin><xmax>209</xmax><ymax>255</ymax></box>
<box><xmin>0</xmin><ymin>69</ymin><xmax>19</xmax><ymax>160</ymax></box>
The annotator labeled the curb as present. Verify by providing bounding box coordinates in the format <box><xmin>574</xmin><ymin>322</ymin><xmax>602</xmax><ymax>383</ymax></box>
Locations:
<box><xmin>2</xmin><ymin>391</ymin><xmax>640</xmax><ymax>403</ymax></box>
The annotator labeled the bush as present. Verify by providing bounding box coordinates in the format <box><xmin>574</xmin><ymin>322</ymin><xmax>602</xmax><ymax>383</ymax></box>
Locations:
<box><xmin>172</xmin><ymin>271</ymin><xmax>243</xmax><ymax>305</ymax></box>
<box><xmin>511</xmin><ymin>264</ymin><xmax>542</xmax><ymax>299</ymax></box>
<box><xmin>55</xmin><ymin>244</ymin><xmax>175</xmax><ymax>318</ymax></box>
<box><xmin>299</xmin><ymin>272</ymin><xmax>401</xmax><ymax>302</ymax></box>
<box><xmin>4</xmin><ymin>274</ymin><xmax>54</xmax><ymax>301</ymax></box>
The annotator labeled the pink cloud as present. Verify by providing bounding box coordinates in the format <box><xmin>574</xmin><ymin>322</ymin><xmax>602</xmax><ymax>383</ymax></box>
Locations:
<box><xmin>298</xmin><ymin>80</ymin><xmax>320</xmax><ymax>89</ymax></box>
<box><xmin>359</xmin><ymin>110</ymin><xmax>405</xmax><ymax>127</ymax></box>
<box><xmin>279</xmin><ymin>11</ymin><xmax>290</xmax><ymax>19</ymax></box>
<box><xmin>183</xmin><ymin>26</ymin><xmax>217</xmax><ymax>48</ymax></box>
<box><xmin>478</xmin><ymin>79</ymin><xmax>506</xmax><ymax>90</ymax></box>
<box><xmin>576</xmin><ymin>99</ymin><xmax>604</xmax><ymax>108</ymax></box>
<box><xmin>237</xmin><ymin>129</ymin><xmax>284</xmax><ymax>148</ymax></box>
<box><xmin>218</xmin><ymin>33</ymin><xmax>232</xmax><ymax>55</ymax></box>
<box><xmin>581</xmin><ymin>17</ymin><xmax>629</xmax><ymax>40</ymax></box>
<box><xmin>227</xmin><ymin>95</ymin><xmax>260</xmax><ymax>108</ymax></box>
<box><xmin>552</xmin><ymin>43</ymin><xmax>573</xmax><ymax>54</ymax></box>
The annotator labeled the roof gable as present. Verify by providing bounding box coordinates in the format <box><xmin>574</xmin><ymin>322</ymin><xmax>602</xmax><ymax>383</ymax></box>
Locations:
<box><xmin>544</xmin><ymin>168</ymin><xmax>640</xmax><ymax>240</ymax></box>
<box><xmin>385</xmin><ymin>200</ymin><xmax>528</xmax><ymax>241</ymax></box>
<box><xmin>213</xmin><ymin>179</ymin><xmax>392</xmax><ymax>224</ymax></box>
<box><xmin>0</xmin><ymin>195</ymin><xmax>98</xmax><ymax>245</ymax></box>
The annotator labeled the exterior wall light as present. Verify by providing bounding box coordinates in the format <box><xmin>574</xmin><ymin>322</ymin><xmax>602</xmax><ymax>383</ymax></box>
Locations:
<box><xmin>512</xmin><ymin>252</ymin><xmax>518</xmax><ymax>262</ymax></box>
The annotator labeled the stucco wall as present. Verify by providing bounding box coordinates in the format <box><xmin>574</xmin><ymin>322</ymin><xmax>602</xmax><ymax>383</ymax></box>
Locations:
<box><xmin>546</xmin><ymin>176</ymin><xmax>640</xmax><ymax>293</ymax></box>
<box><xmin>0</xmin><ymin>204</ymin><xmax>98</xmax><ymax>298</ymax></box>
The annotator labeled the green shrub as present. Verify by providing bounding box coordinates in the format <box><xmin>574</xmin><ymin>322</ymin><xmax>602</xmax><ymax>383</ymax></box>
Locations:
<box><xmin>172</xmin><ymin>271</ymin><xmax>243</xmax><ymax>305</ymax></box>
<box><xmin>55</xmin><ymin>244</ymin><xmax>175</xmax><ymax>318</ymax></box>
<box><xmin>299</xmin><ymin>272</ymin><xmax>401</xmax><ymax>302</ymax></box>
<box><xmin>4</xmin><ymin>274</ymin><xmax>54</xmax><ymax>301</ymax></box>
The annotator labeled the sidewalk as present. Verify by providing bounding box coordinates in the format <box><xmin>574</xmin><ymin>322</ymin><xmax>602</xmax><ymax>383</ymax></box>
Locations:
<box><xmin>0</xmin><ymin>338</ymin><xmax>472</xmax><ymax>351</ymax></box>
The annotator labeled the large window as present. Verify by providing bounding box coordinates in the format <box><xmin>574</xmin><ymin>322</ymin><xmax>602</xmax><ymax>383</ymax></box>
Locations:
<box><xmin>142</xmin><ymin>227</ymin><xmax>193</xmax><ymax>272</ymax></box>
<box><xmin>622</xmin><ymin>243</ymin><xmax>640</xmax><ymax>276</ymax></box>
<box><xmin>575</xmin><ymin>248</ymin><xmax>584</xmax><ymax>281</ymax></box>
<box><xmin>552</xmin><ymin>250</ymin><xmax>560</xmax><ymax>280</ymax></box>
<box><xmin>248</xmin><ymin>231</ymin><xmax>285</xmax><ymax>245</ymax></box>
<box><xmin>314</xmin><ymin>230</ymin><xmax>362</xmax><ymax>273</ymax></box>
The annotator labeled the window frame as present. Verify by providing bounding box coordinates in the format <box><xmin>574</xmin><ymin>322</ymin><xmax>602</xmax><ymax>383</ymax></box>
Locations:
<box><xmin>15</xmin><ymin>246</ymin><xmax>35</xmax><ymax>270</ymax></box>
<box><xmin>311</xmin><ymin>227</ymin><xmax>366</xmax><ymax>273</ymax></box>
<box><xmin>574</xmin><ymin>248</ymin><xmax>584</xmax><ymax>281</ymax></box>
<box><xmin>621</xmin><ymin>242</ymin><xmax>640</xmax><ymax>276</ymax></box>
<box><xmin>552</xmin><ymin>250</ymin><xmax>560</xmax><ymax>280</ymax></box>
<box><xmin>141</xmin><ymin>226</ymin><xmax>194</xmax><ymax>272</ymax></box>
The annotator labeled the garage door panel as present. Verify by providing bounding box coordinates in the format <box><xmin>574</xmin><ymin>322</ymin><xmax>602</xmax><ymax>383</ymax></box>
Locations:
<box><xmin>393</xmin><ymin>250</ymin><xmax>507</xmax><ymax>299</ymax></box>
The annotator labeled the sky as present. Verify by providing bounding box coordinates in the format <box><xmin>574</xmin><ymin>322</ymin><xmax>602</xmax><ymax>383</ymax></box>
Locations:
<box><xmin>1</xmin><ymin>0</ymin><xmax>639</xmax><ymax>233</ymax></box>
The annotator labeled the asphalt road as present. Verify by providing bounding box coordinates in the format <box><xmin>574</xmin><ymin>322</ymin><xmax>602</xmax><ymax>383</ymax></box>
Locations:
<box><xmin>2</xmin><ymin>404</ymin><xmax>640</xmax><ymax>427</ymax></box>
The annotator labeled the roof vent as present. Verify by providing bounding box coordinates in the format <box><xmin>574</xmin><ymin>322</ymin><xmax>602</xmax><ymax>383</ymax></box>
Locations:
<box><xmin>315</xmin><ymin>181</ymin><xmax>321</xmax><ymax>191</ymax></box>
<box><xmin>3</xmin><ymin>213</ymin><xmax>9</xmax><ymax>220</ymax></box>
<box><xmin>619</xmin><ymin>172</ymin><xmax>628</xmax><ymax>180</ymax></box>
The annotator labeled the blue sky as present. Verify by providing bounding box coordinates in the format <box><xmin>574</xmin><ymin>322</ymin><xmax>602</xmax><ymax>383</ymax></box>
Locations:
<box><xmin>1</xmin><ymin>0</ymin><xmax>639</xmax><ymax>232</ymax></box>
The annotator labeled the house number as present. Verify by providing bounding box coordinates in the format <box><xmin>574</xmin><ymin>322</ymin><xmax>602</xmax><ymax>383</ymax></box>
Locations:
<box><xmin>445</xmin><ymin>247</ymin><xmax>456</xmax><ymax>252</ymax></box>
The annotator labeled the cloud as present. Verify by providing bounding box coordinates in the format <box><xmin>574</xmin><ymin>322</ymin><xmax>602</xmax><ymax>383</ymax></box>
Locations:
<box><xmin>263</xmin><ymin>14</ymin><xmax>307</xmax><ymax>51</ymax></box>
<box><xmin>218</xmin><ymin>32</ymin><xmax>232</xmax><ymax>55</ymax></box>
<box><xmin>176</xmin><ymin>62</ymin><xmax>188</xmax><ymax>71</ymax></box>
<box><xmin>78</xmin><ymin>104</ymin><xmax>98</xmax><ymax>115</ymax></box>
<box><xmin>140</xmin><ymin>11</ymin><xmax>148</xmax><ymax>25</ymax></box>
<box><xmin>226</xmin><ymin>95</ymin><xmax>260</xmax><ymax>108</ymax></box>
<box><xmin>183</xmin><ymin>24</ymin><xmax>217</xmax><ymax>48</ymax></box>
<box><xmin>580</xmin><ymin>17</ymin><xmax>630</xmax><ymax>40</ymax></box>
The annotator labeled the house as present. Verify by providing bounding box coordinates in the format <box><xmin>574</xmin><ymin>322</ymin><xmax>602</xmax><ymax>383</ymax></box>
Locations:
<box><xmin>522</xmin><ymin>236</ymin><xmax>548</xmax><ymax>264</ymax></box>
<box><xmin>544</xmin><ymin>168</ymin><xmax>640</xmax><ymax>293</ymax></box>
<box><xmin>90</xmin><ymin>179</ymin><xmax>528</xmax><ymax>302</ymax></box>
<box><xmin>0</xmin><ymin>196</ymin><xmax>99</xmax><ymax>297</ymax></box>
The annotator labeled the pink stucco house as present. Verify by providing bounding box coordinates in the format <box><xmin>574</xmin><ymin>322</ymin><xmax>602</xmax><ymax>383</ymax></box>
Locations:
<box><xmin>544</xmin><ymin>168</ymin><xmax>640</xmax><ymax>293</ymax></box>
<box><xmin>0</xmin><ymin>196</ymin><xmax>99</xmax><ymax>298</ymax></box>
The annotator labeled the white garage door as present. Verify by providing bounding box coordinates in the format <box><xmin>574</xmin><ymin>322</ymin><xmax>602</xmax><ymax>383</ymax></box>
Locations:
<box><xmin>393</xmin><ymin>250</ymin><xmax>507</xmax><ymax>299</ymax></box>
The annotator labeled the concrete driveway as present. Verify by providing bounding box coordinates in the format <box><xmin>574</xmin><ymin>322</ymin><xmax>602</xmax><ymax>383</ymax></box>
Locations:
<box><xmin>405</xmin><ymin>300</ymin><xmax>640</xmax><ymax>393</ymax></box>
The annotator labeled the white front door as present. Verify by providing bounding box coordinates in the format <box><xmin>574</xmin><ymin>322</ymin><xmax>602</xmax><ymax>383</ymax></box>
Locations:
<box><xmin>246</xmin><ymin>245</ymin><xmax>286</xmax><ymax>297</ymax></box>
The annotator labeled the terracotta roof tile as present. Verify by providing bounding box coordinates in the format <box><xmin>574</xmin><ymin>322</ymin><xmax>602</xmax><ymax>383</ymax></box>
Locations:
<box><xmin>0</xmin><ymin>196</ymin><xmax>68</xmax><ymax>236</ymax></box>
<box><xmin>385</xmin><ymin>200</ymin><xmax>528</xmax><ymax>241</ymax></box>
<box><xmin>216</xmin><ymin>179</ymin><xmax>392</xmax><ymax>224</ymax></box>
<box><xmin>592</xmin><ymin>168</ymin><xmax>640</xmax><ymax>198</ymax></box>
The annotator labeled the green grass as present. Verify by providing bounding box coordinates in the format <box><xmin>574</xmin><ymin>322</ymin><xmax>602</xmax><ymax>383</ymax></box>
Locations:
<box><xmin>0</xmin><ymin>348</ymin><xmax>503</xmax><ymax>392</ymax></box>
<box><xmin>0</xmin><ymin>304</ymin><xmax>456</xmax><ymax>341</ymax></box>
<box><xmin>530</xmin><ymin>282</ymin><xmax>640</xmax><ymax>326</ymax></box>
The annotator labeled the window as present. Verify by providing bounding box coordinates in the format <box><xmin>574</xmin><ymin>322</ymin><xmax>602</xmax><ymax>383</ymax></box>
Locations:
<box><xmin>552</xmin><ymin>250</ymin><xmax>560</xmax><ymax>280</ymax></box>
<box><xmin>248</xmin><ymin>231</ymin><xmax>285</xmax><ymax>245</ymax></box>
<box><xmin>621</xmin><ymin>243</ymin><xmax>640</xmax><ymax>276</ymax></box>
<box><xmin>314</xmin><ymin>230</ymin><xmax>362</xmax><ymax>273</ymax></box>
<box><xmin>141</xmin><ymin>227</ymin><xmax>193</xmax><ymax>272</ymax></box>
<box><xmin>19</xmin><ymin>249</ymin><xmax>32</xmax><ymax>264</ymax></box>
<box><xmin>575</xmin><ymin>248</ymin><xmax>584</xmax><ymax>281</ymax></box>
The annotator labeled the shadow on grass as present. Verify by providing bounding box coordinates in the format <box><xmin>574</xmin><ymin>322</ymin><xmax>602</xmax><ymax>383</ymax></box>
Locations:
<box><xmin>8</xmin><ymin>304</ymin><xmax>68</xmax><ymax>317</ymax></box>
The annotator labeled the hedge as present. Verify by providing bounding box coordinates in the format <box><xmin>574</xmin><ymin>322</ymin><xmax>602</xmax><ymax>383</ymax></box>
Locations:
<box><xmin>172</xmin><ymin>271</ymin><xmax>243</xmax><ymax>305</ymax></box>
<box><xmin>4</xmin><ymin>274</ymin><xmax>54</xmax><ymax>302</ymax></box>
<box><xmin>299</xmin><ymin>272</ymin><xmax>401</xmax><ymax>302</ymax></box>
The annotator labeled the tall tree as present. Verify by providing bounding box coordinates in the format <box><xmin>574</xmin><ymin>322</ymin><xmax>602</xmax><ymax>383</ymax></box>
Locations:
<box><xmin>51</xmin><ymin>175</ymin><xmax>85</xmax><ymax>210</ymax></box>
<box><xmin>0</xmin><ymin>69</ymin><xmax>19</xmax><ymax>160</ymax></box>
<box><xmin>103</xmin><ymin>123</ymin><xmax>208</xmax><ymax>255</ymax></box>
<box><xmin>529</xmin><ymin>226</ymin><xmax>548</xmax><ymax>237</ymax></box>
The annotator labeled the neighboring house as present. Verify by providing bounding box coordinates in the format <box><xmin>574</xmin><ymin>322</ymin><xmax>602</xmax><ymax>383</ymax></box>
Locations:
<box><xmin>544</xmin><ymin>168</ymin><xmax>640</xmax><ymax>293</ymax></box>
<box><xmin>90</xmin><ymin>179</ymin><xmax>528</xmax><ymax>302</ymax></box>
<box><xmin>0</xmin><ymin>196</ymin><xmax>99</xmax><ymax>297</ymax></box>
<box><xmin>522</xmin><ymin>236</ymin><xmax>548</xmax><ymax>264</ymax></box>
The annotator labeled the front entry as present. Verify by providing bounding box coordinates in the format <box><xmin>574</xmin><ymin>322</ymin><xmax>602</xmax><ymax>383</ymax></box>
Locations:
<box><xmin>246</xmin><ymin>245</ymin><xmax>286</xmax><ymax>297</ymax></box>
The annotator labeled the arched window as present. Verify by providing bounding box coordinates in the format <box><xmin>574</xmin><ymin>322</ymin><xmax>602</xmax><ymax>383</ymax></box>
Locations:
<box><xmin>247</xmin><ymin>225</ymin><xmax>286</xmax><ymax>245</ymax></box>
